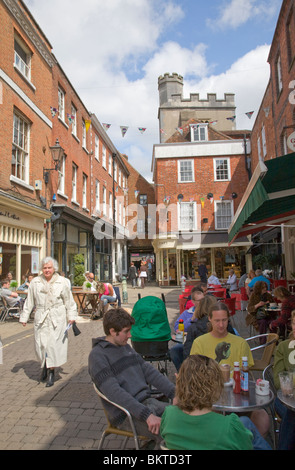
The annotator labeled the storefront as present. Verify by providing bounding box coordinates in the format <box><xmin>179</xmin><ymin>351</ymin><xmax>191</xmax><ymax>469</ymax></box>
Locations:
<box><xmin>0</xmin><ymin>190</ymin><xmax>50</xmax><ymax>285</ymax></box>
<box><xmin>153</xmin><ymin>233</ymin><xmax>252</xmax><ymax>286</ymax></box>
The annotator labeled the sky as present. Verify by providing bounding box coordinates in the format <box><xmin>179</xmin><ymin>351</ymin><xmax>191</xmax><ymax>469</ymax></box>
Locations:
<box><xmin>23</xmin><ymin>0</ymin><xmax>282</xmax><ymax>182</ymax></box>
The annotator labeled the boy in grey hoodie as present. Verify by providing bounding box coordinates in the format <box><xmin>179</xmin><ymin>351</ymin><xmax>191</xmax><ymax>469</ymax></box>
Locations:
<box><xmin>88</xmin><ymin>308</ymin><xmax>175</xmax><ymax>445</ymax></box>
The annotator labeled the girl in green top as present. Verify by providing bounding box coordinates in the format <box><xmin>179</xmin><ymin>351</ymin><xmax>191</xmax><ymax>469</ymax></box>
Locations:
<box><xmin>160</xmin><ymin>355</ymin><xmax>271</xmax><ymax>450</ymax></box>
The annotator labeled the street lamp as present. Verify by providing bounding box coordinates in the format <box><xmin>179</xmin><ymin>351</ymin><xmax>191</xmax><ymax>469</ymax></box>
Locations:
<box><xmin>43</xmin><ymin>139</ymin><xmax>64</xmax><ymax>184</ymax></box>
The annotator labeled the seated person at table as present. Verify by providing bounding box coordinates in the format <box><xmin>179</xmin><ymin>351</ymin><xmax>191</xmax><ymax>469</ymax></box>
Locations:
<box><xmin>190</xmin><ymin>302</ymin><xmax>270</xmax><ymax>438</ymax></box>
<box><xmin>246</xmin><ymin>281</ymin><xmax>274</xmax><ymax>341</ymax></box>
<box><xmin>170</xmin><ymin>295</ymin><xmax>217</xmax><ymax>371</ymax></box>
<box><xmin>245</xmin><ymin>269</ymin><xmax>256</xmax><ymax>296</ymax></box>
<box><xmin>248</xmin><ymin>269</ymin><xmax>271</xmax><ymax>291</ymax></box>
<box><xmin>174</xmin><ymin>287</ymin><xmax>204</xmax><ymax>333</ymax></box>
<box><xmin>0</xmin><ymin>279</ymin><xmax>24</xmax><ymax>309</ymax></box>
<box><xmin>270</xmin><ymin>287</ymin><xmax>295</xmax><ymax>337</ymax></box>
<box><xmin>226</xmin><ymin>269</ymin><xmax>238</xmax><ymax>292</ymax></box>
<box><xmin>207</xmin><ymin>272</ymin><xmax>220</xmax><ymax>286</ymax></box>
<box><xmin>97</xmin><ymin>281</ymin><xmax>117</xmax><ymax>314</ymax></box>
<box><xmin>88</xmin><ymin>308</ymin><xmax>175</xmax><ymax>448</ymax></box>
<box><xmin>160</xmin><ymin>355</ymin><xmax>270</xmax><ymax>450</ymax></box>
<box><xmin>18</xmin><ymin>273</ymin><xmax>35</xmax><ymax>291</ymax></box>
<box><xmin>82</xmin><ymin>272</ymin><xmax>97</xmax><ymax>291</ymax></box>
<box><xmin>273</xmin><ymin>309</ymin><xmax>295</xmax><ymax>450</ymax></box>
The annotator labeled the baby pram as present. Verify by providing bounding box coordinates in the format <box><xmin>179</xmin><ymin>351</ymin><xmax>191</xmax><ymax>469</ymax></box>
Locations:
<box><xmin>131</xmin><ymin>295</ymin><xmax>171</xmax><ymax>376</ymax></box>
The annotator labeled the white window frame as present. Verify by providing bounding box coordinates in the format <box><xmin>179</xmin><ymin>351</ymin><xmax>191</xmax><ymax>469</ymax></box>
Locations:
<box><xmin>95</xmin><ymin>180</ymin><xmax>100</xmax><ymax>212</ymax></box>
<box><xmin>257</xmin><ymin>136</ymin><xmax>262</xmax><ymax>161</ymax></box>
<box><xmin>11</xmin><ymin>111</ymin><xmax>30</xmax><ymax>184</ymax></box>
<box><xmin>108</xmin><ymin>154</ymin><xmax>112</xmax><ymax>175</ymax></box>
<box><xmin>95</xmin><ymin>135</ymin><xmax>99</xmax><ymax>160</ymax></box>
<box><xmin>102</xmin><ymin>145</ymin><xmax>106</xmax><ymax>169</ymax></box>
<box><xmin>214</xmin><ymin>200</ymin><xmax>234</xmax><ymax>230</ymax></box>
<box><xmin>190</xmin><ymin>123</ymin><xmax>208</xmax><ymax>142</ymax></box>
<box><xmin>71</xmin><ymin>104</ymin><xmax>77</xmax><ymax>136</ymax></box>
<box><xmin>14</xmin><ymin>36</ymin><xmax>31</xmax><ymax>82</ymax></box>
<box><xmin>178</xmin><ymin>160</ymin><xmax>194</xmax><ymax>183</ymax></box>
<box><xmin>58</xmin><ymin>87</ymin><xmax>65</xmax><ymax>122</ymax></box>
<box><xmin>276</xmin><ymin>55</ymin><xmax>283</xmax><ymax>95</ymax></box>
<box><xmin>82</xmin><ymin>120</ymin><xmax>87</xmax><ymax>149</ymax></box>
<box><xmin>58</xmin><ymin>154</ymin><xmax>66</xmax><ymax>194</ymax></box>
<box><xmin>109</xmin><ymin>192</ymin><xmax>113</xmax><ymax>220</ymax></box>
<box><xmin>82</xmin><ymin>173</ymin><xmax>87</xmax><ymax>209</ymax></box>
<box><xmin>114</xmin><ymin>162</ymin><xmax>118</xmax><ymax>182</ymax></box>
<box><xmin>103</xmin><ymin>187</ymin><xmax>107</xmax><ymax>215</ymax></box>
<box><xmin>72</xmin><ymin>164</ymin><xmax>77</xmax><ymax>203</ymax></box>
<box><xmin>178</xmin><ymin>202</ymin><xmax>197</xmax><ymax>231</ymax></box>
<box><xmin>137</xmin><ymin>219</ymin><xmax>145</xmax><ymax>234</ymax></box>
<box><xmin>214</xmin><ymin>158</ymin><xmax>231</xmax><ymax>182</ymax></box>
<box><xmin>261</xmin><ymin>125</ymin><xmax>267</xmax><ymax>158</ymax></box>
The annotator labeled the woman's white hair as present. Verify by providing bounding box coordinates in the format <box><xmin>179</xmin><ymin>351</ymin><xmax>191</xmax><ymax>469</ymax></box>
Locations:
<box><xmin>40</xmin><ymin>256</ymin><xmax>59</xmax><ymax>272</ymax></box>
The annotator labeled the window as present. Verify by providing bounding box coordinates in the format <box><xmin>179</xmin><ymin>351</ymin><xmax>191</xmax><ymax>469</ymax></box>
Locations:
<box><xmin>72</xmin><ymin>164</ymin><xmax>77</xmax><ymax>202</ymax></box>
<box><xmin>11</xmin><ymin>112</ymin><xmax>29</xmax><ymax>183</ymax></box>
<box><xmin>178</xmin><ymin>160</ymin><xmax>194</xmax><ymax>183</ymax></box>
<box><xmin>257</xmin><ymin>136</ymin><xmax>262</xmax><ymax>161</ymax></box>
<box><xmin>215</xmin><ymin>201</ymin><xmax>233</xmax><ymax>230</ymax></box>
<box><xmin>109</xmin><ymin>192</ymin><xmax>113</xmax><ymax>219</ymax></box>
<box><xmin>114</xmin><ymin>162</ymin><xmax>118</xmax><ymax>182</ymax></box>
<box><xmin>261</xmin><ymin>125</ymin><xmax>267</xmax><ymax>158</ymax></box>
<box><xmin>95</xmin><ymin>135</ymin><xmax>99</xmax><ymax>160</ymax></box>
<box><xmin>14</xmin><ymin>37</ymin><xmax>31</xmax><ymax>81</ymax></box>
<box><xmin>102</xmin><ymin>145</ymin><xmax>106</xmax><ymax>169</ymax></box>
<box><xmin>276</xmin><ymin>55</ymin><xmax>283</xmax><ymax>97</ymax></box>
<box><xmin>58</xmin><ymin>87</ymin><xmax>65</xmax><ymax>121</ymax></box>
<box><xmin>108</xmin><ymin>154</ymin><xmax>112</xmax><ymax>175</ymax></box>
<box><xmin>190</xmin><ymin>123</ymin><xmax>208</xmax><ymax>142</ymax></box>
<box><xmin>82</xmin><ymin>173</ymin><xmax>87</xmax><ymax>208</ymax></box>
<box><xmin>178</xmin><ymin>202</ymin><xmax>197</xmax><ymax>231</ymax></box>
<box><xmin>214</xmin><ymin>159</ymin><xmax>230</xmax><ymax>181</ymax></box>
<box><xmin>95</xmin><ymin>180</ymin><xmax>100</xmax><ymax>212</ymax></box>
<box><xmin>119</xmin><ymin>169</ymin><xmax>122</xmax><ymax>187</ymax></box>
<box><xmin>82</xmin><ymin>120</ymin><xmax>87</xmax><ymax>149</ymax></box>
<box><xmin>58</xmin><ymin>155</ymin><xmax>65</xmax><ymax>194</ymax></box>
<box><xmin>139</xmin><ymin>194</ymin><xmax>147</xmax><ymax>206</ymax></box>
<box><xmin>103</xmin><ymin>187</ymin><xmax>107</xmax><ymax>215</ymax></box>
<box><xmin>71</xmin><ymin>104</ymin><xmax>77</xmax><ymax>136</ymax></box>
<box><xmin>137</xmin><ymin>219</ymin><xmax>145</xmax><ymax>234</ymax></box>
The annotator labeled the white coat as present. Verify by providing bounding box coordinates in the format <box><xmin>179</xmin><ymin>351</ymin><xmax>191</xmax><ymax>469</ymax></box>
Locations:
<box><xmin>19</xmin><ymin>273</ymin><xmax>78</xmax><ymax>368</ymax></box>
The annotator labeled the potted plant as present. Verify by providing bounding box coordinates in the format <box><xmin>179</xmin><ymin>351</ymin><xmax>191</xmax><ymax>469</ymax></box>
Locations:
<box><xmin>10</xmin><ymin>280</ymin><xmax>18</xmax><ymax>291</ymax></box>
<box><xmin>85</xmin><ymin>282</ymin><xmax>92</xmax><ymax>291</ymax></box>
<box><xmin>73</xmin><ymin>253</ymin><xmax>85</xmax><ymax>286</ymax></box>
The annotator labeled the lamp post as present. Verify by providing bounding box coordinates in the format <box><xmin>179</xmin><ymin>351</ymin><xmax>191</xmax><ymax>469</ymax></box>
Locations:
<box><xmin>43</xmin><ymin>139</ymin><xmax>64</xmax><ymax>184</ymax></box>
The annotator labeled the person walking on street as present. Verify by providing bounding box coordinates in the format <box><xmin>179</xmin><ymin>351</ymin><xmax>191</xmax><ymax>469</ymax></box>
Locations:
<box><xmin>128</xmin><ymin>262</ymin><xmax>137</xmax><ymax>288</ymax></box>
<box><xmin>19</xmin><ymin>257</ymin><xmax>78</xmax><ymax>387</ymax></box>
<box><xmin>139</xmin><ymin>260</ymin><xmax>148</xmax><ymax>288</ymax></box>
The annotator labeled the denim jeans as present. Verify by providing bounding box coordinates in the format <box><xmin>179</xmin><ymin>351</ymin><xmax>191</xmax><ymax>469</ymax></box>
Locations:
<box><xmin>169</xmin><ymin>343</ymin><xmax>184</xmax><ymax>372</ymax></box>
<box><xmin>239</xmin><ymin>416</ymin><xmax>272</xmax><ymax>450</ymax></box>
<box><xmin>100</xmin><ymin>295</ymin><xmax>117</xmax><ymax>306</ymax></box>
<box><xmin>275</xmin><ymin>397</ymin><xmax>295</xmax><ymax>450</ymax></box>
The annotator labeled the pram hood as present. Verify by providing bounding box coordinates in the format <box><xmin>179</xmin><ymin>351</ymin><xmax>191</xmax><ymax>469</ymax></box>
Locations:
<box><xmin>131</xmin><ymin>296</ymin><xmax>171</xmax><ymax>342</ymax></box>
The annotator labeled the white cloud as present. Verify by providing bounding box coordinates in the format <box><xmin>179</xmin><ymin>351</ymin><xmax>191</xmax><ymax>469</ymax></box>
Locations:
<box><xmin>207</xmin><ymin>0</ymin><xmax>281</xmax><ymax>30</ymax></box>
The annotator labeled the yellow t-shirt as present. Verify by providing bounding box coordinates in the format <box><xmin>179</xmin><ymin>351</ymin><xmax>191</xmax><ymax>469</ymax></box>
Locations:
<box><xmin>190</xmin><ymin>332</ymin><xmax>254</xmax><ymax>368</ymax></box>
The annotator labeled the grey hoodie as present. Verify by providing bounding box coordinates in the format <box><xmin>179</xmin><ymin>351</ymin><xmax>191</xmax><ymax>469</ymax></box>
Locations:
<box><xmin>88</xmin><ymin>337</ymin><xmax>175</xmax><ymax>425</ymax></box>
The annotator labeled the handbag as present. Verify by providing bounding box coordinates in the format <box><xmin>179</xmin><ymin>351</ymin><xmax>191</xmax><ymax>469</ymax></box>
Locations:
<box><xmin>72</xmin><ymin>321</ymin><xmax>81</xmax><ymax>336</ymax></box>
<box><xmin>256</xmin><ymin>307</ymin><xmax>268</xmax><ymax>320</ymax></box>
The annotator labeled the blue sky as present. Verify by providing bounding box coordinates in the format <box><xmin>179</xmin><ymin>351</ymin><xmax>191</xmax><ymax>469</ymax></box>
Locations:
<box><xmin>24</xmin><ymin>0</ymin><xmax>282</xmax><ymax>181</ymax></box>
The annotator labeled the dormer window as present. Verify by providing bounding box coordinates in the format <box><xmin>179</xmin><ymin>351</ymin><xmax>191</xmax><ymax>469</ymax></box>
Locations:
<box><xmin>14</xmin><ymin>37</ymin><xmax>31</xmax><ymax>81</ymax></box>
<box><xmin>190</xmin><ymin>123</ymin><xmax>208</xmax><ymax>142</ymax></box>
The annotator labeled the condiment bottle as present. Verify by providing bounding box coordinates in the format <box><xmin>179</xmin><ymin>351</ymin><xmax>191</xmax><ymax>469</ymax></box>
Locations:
<box><xmin>241</xmin><ymin>356</ymin><xmax>249</xmax><ymax>395</ymax></box>
<box><xmin>178</xmin><ymin>319</ymin><xmax>185</xmax><ymax>342</ymax></box>
<box><xmin>233</xmin><ymin>361</ymin><xmax>241</xmax><ymax>394</ymax></box>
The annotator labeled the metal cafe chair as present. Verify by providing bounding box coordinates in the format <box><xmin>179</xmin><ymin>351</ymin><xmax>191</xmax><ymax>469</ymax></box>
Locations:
<box><xmin>245</xmin><ymin>333</ymin><xmax>279</xmax><ymax>373</ymax></box>
<box><xmin>93</xmin><ymin>384</ymin><xmax>149</xmax><ymax>450</ymax></box>
<box><xmin>0</xmin><ymin>296</ymin><xmax>21</xmax><ymax>322</ymax></box>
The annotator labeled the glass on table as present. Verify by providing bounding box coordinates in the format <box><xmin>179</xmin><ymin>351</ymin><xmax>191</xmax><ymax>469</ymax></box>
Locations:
<box><xmin>279</xmin><ymin>371</ymin><xmax>294</xmax><ymax>398</ymax></box>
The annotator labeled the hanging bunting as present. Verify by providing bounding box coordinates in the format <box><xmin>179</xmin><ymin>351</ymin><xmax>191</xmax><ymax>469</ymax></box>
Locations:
<box><xmin>67</xmin><ymin>113</ymin><xmax>75</xmax><ymax>124</ymax></box>
<box><xmin>245</xmin><ymin>111</ymin><xmax>254</xmax><ymax>119</ymax></box>
<box><xmin>200</xmin><ymin>197</ymin><xmax>205</xmax><ymax>208</ymax></box>
<box><xmin>226</xmin><ymin>116</ymin><xmax>236</xmax><ymax>122</ymax></box>
<box><xmin>138</xmin><ymin>128</ymin><xmax>146</xmax><ymax>134</ymax></box>
<box><xmin>50</xmin><ymin>107</ymin><xmax>58</xmax><ymax>117</ymax></box>
<box><xmin>120</xmin><ymin>126</ymin><xmax>128</xmax><ymax>137</ymax></box>
<box><xmin>209</xmin><ymin>120</ymin><xmax>218</xmax><ymax>125</ymax></box>
<box><xmin>102</xmin><ymin>123</ymin><xmax>111</xmax><ymax>131</ymax></box>
<box><xmin>189</xmin><ymin>197</ymin><xmax>194</xmax><ymax>202</ymax></box>
<box><xmin>85</xmin><ymin>119</ymin><xmax>91</xmax><ymax>132</ymax></box>
<box><xmin>134</xmin><ymin>190</ymin><xmax>140</xmax><ymax>198</ymax></box>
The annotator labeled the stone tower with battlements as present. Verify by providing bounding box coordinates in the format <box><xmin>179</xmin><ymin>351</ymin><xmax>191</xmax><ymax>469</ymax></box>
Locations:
<box><xmin>158</xmin><ymin>73</ymin><xmax>236</xmax><ymax>143</ymax></box>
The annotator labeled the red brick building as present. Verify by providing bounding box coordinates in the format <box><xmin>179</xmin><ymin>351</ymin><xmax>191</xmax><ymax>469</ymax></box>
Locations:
<box><xmin>229</xmin><ymin>0</ymin><xmax>295</xmax><ymax>280</ymax></box>
<box><xmin>152</xmin><ymin>119</ymin><xmax>252</xmax><ymax>285</ymax></box>
<box><xmin>0</xmin><ymin>0</ymin><xmax>129</xmax><ymax>283</ymax></box>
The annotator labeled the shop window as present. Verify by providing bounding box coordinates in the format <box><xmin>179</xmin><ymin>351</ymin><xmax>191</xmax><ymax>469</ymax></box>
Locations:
<box><xmin>0</xmin><ymin>244</ymin><xmax>16</xmax><ymax>281</ymax></box>
<box><xmin>139</xmin><ymin>194</ymin><xmax>147</xmax><ymax>206</ymax></box>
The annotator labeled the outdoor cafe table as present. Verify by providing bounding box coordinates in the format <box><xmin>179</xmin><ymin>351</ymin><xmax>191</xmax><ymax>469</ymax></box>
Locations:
<box><xmin>277</xmin><ymin>390</ymin><xmax>295</xmax><ymax>411</ymax></box>
<box><xmin>73</xmin><ymin>290</ymin><xmax>100</xmax><ymax>318</ymax></box>
<box><xmin>213</xmin><ymin>381</ymin><xmax>275</xmax><ymax>415</ymax></box>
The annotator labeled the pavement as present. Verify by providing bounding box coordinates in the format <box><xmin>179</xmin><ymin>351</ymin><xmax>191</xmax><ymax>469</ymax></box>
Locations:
<box><xmin>0</xmin><ymin>283</ymin><xmax>182</xmax><ymax>450</ymax></box>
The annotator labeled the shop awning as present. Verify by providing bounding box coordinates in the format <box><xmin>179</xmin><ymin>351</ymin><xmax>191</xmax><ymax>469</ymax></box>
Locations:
<box><xmin>228</xmin><ymin>153</ymin><xmax>295</xmax><ymax>244</ymax></box>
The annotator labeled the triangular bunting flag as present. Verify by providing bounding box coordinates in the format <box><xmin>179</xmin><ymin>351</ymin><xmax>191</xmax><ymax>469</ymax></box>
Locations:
<box><xmin>226</xmin><ymin>116</ymin><xmax>236</xmax><ymax>122</ymax></box>
<box><xmin>245</xmin><ymin>111</ymin><xmax>254</xmax><ymax>119</ymax></box>
<box><xmin>120</xmin><ymin>126</ymin><xmax>128</xmax><ymax>137</ymax></box>
<box><xmin>50</xmin><ymin>107</ymin><xmax>58</xmax><ymax>117</ymax></box>
<box><xmin>138</xmin><ymin>128</ymin><xmax>146</xmax><ymax>134</ymax></box>
<box><xmin>102</xmin><ymin>123</ymin><xmax>111</xmax><ymax>131</ymax></box>
<box><xmin>85</xmin><ymin>120</ymin><xmax>91</xmax><ymax>132</ymax></box>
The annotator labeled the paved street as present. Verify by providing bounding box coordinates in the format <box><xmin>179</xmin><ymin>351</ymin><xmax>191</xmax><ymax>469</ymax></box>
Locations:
<box><xmin>0</xmin><ymin>283</ymin><xmax>182</xmax><ymax>450</ymax></box>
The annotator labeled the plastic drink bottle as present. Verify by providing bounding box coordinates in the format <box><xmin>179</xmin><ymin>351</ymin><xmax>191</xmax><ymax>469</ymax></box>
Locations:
<box><xmin>233</xmin><ymin>361</ymin><xmax>241</xmax><ymax>394</ymax></box>
<box><xmin>241</xmin><ymin>357</ymin><xmax>249</xmax><ymax>394</ymax></box>
<box><xmin>178</xmin><ymin>319</ymin><xmax>185</xmax><ymax>342</ymax></box>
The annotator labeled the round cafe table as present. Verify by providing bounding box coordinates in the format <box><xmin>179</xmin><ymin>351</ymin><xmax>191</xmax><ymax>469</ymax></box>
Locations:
<box><xmin>277</xmin><ymin>390</ymin><xmax>295</xmax><ymax>411</ymax></box>
<box><xmin>213</xmin><ymin>381</ymin><xmax>274</xmax><ymax>414</ymax></box>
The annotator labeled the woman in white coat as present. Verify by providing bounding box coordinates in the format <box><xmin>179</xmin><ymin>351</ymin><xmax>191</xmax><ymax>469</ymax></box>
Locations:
<box><xmin>20</xmin><ymin>257</ymin><xmax>78</xmax><ymax>387</ymax></box>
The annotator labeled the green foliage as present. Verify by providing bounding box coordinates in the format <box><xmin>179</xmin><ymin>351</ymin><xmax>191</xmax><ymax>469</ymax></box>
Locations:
<box><xmin>73</xmin><ymin>254</ymin><xmax>85</xmax><ymax>286</ymax></box>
